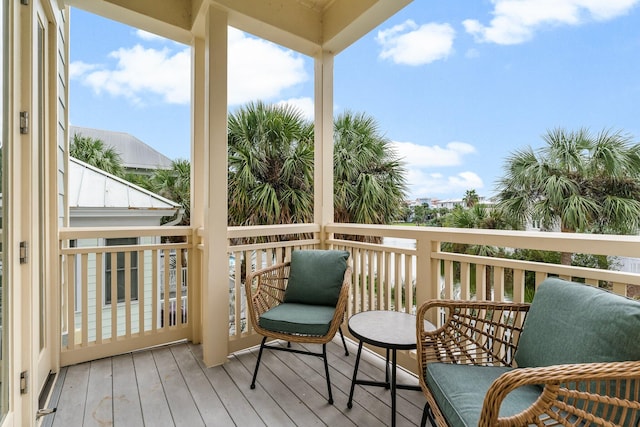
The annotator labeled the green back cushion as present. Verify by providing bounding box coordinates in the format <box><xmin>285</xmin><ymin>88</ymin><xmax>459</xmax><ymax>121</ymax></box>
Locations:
<box><xmin>515</xmin><ymin>277</ymin><xmax>640</xmax><ymax>368</ymax></box>
<box><xmin>283</xmin><ymin>250</ymin><xmax>349</xmax><ymax>306</ymax></box>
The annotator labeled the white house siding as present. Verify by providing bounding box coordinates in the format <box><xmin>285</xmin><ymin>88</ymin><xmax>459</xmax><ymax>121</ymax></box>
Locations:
<box><xmin>56</xmin><ymin>6</ymin><xmax>68</xmax><ymax>228</ymax></box>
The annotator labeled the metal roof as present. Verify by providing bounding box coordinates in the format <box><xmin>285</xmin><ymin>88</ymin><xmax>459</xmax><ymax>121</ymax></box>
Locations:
<box><xmin>68</xmin><ymin>157</ymin><xmax>180</xmax><ymax>212</ymax></box>
<box><xmin>70</xmin><ymin>125</ymin><xmax>174</xmax><ymax>171</ymax></box>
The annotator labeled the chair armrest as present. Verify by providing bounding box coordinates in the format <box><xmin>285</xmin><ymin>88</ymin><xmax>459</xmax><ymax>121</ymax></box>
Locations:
<box><xmin>327</xmin><ymin>265</ymin><xmax>352</xmax><ymax>333</ymax></box>
<box><xmin>244</xmin><ymin>262</ymin><xmax>290</xmax><ymax>324</ymax></box>
<box><xmin>417</xmin><ymin>299</ymin><xmax>530</xmax><ymax>367</ymax></box>
<box><xmin>479</xmin><ymin>360</ymin><xmax>640</xmax><ymax>427</ymax></box>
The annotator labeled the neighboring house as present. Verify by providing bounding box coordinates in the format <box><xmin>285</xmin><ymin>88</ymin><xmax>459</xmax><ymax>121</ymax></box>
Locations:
<box><xmin>70</xmin><ymin>125</ymin><xmax>174</xmax><ymax>175</ymax></box>
<box><xmin>68</xmin><ymin>156</ymin><xmax>180</xmax><ymax>227</ymax></box>
<box><xmin>68</xmin><ymin>157</ymin><xmax>183</xmax><ymax>340</ymax></box>
<box><xmin>432</xmin><ymin>196</ymin><xmax>494</xmax><ymax>210</ymax></box>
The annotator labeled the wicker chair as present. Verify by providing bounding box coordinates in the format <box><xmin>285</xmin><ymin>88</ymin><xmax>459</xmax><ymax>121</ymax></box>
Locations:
<box><xmin>245</xmin><ymin>249</ymin><xmax>351</xmax><ymax>404</ymax></box>
<box><xmin>416</xmin><ymin>277</ymin><xmax>640</xmax><ymax>427</ymax></box>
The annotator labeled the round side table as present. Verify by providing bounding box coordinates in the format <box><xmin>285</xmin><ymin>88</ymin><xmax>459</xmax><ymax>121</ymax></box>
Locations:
<box><xmin>346</xmin><ymin>310</ymin><xmax>425</xmax><ymax>427</ymax></box>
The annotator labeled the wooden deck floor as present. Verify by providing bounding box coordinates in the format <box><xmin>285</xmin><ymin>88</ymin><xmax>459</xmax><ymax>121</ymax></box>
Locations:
<box><xmin>43</xmin><ymin>338</ymin><xmax>430</xmax><ymax>426</ymax></box>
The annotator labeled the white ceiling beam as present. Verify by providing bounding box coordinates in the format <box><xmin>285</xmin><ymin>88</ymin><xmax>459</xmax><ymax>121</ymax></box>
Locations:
<box><xmin>64</xmin><ymin>0</ymin><xmax>194</xmax><ymax>44</ymax></box>
<box><xmin>322</xmin><ymin>0</ymin><xmax>412</xmax><ymax>53</ymax></box>
<box><xmin>64</xmin><ymin>0</ymin><xmax>413</xmax><ymax>55</ymax></box>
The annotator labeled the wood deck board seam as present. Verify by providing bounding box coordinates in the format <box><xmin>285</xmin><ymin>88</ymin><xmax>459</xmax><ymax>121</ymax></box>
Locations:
<box><xmin>48</xmin><ymin>341</ymin><xmax>429</xmax><ymax>426</ymax></box>
<box><xmin>186</xmin><ymin>343</ymin><xmax>239</xmax><ymax>426</ymax></box>
<box><xmin>225</xmin><ymin>351</ymin><xmax>299</xmax><ymax>426</ymax></box>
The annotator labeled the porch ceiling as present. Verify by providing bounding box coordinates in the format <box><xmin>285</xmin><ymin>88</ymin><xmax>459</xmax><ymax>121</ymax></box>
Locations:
<box><xmin>63</xmin><ymin>0</ymin><xmax>412</xmax><ymax>55</ymax></box>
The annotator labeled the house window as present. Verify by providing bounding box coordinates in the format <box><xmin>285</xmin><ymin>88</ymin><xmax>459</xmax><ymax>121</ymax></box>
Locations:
<box><xmin>105</xmin><ymin>238</ymin><xmax>138</xmax><ymax>304</ymax></box>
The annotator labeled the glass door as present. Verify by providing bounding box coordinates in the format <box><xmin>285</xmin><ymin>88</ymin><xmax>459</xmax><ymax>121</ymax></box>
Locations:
<box><xmin>33</xmin><ymin>0</ymin><xmax>54</xmax><ymax>395</ymax></box>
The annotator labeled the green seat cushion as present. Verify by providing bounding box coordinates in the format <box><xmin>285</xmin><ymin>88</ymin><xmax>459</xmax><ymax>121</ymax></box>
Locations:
<box><xmin>283</xmin><ymin>250</ymin><xmax>349</xmax><ymax>306</ymax></box>
<box><xmin>426</xmin><ymin>363</ymin><xmax>542</xmax><ymax>427</ymax></box>
<box><xmin>514</xmin><ymin>278</ymin><xmax>640</xmax><ymax>368</ymax></box>
<box><xmin>258</xmin><ymin>303</ymin><xmax>336</xmax><ymax>336</ymax></box>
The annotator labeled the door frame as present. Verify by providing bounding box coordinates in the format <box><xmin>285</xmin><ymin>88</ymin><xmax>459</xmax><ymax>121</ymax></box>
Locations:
<box><xmin>30</xmin><ymin>0</ymin><xmax>58</xmax><ymax>405</ymax></box>
<box><xmin>13</xmin><ymin>0</ymin><xmax>59</xmax><ymax>424</ymax></box>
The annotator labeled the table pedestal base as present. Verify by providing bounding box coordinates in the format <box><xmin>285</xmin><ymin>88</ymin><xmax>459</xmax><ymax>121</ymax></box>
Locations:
<box><xmin>346</xmin><ymin>341</ymin><xmax>421</xmax><ymax>427</ymax></box>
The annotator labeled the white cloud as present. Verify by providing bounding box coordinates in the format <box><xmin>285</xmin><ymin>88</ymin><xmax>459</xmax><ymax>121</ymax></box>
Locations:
<box><xmin>72</xmin><ymin>44</ymin><xmax>190</xmax><ymax>105</ymax></box>
<box><xmin>409</xmin><ymin>170</ymin><xmax>484</xmax><ymax>199</ymax></box>
<box><xmin>70</xmin><ymin>27</ymin><xmax>308</xmax><ymax>106</ymax></box>
<box><xmin>376</xmin><ymin>20</ymin><xmax>455</xmax><ymax>65</ymax></box>
<box><xmin>392</xmin><ymin>141</ymin><xmax>476</xmax><ymax>167</ymax></box>
<box><xmin>391</xmin><ymin>140</ymin><xmax>482</xmax><ymax>198</ymax></box>
<box><xmin>464</xmin><ymin>0</ymin><xmax>640</xmax><ymax>45</ymax></box>
<box><xmin>277</xmin><ymin>97</ymin><xmax>314</xmax><ymax>120</ymax></box>
<box><xmin>228</xmin><ymin>28</ymin><xmax>308</xmax><ymax>105</ymax></box>
<box><xmin>69</xmin><ymin>61</ymin><xmax>98</xmax><ymax>79</ymax></box>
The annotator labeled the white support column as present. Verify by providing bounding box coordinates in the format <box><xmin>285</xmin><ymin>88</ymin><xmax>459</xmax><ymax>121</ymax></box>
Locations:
<box><xmin>202</xmin><ymin>5</ymin><xmax>229</xmax><ymax>367</ymax></box>
<box><xmin>190</xmin><ymin>36</ymin><xmax>205</xmax><ymax>344</ymax></box>
<box><xmin>313</xmin><ymin>51</ymin><xmax>335</xmax><ymax>245</ymax></box>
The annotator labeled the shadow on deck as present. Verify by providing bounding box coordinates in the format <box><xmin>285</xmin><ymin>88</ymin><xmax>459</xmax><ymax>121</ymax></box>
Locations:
<box><xmin>42</xmin><ymin>338</ymin><xmax>429</xmax><ymax>426</ymax></box>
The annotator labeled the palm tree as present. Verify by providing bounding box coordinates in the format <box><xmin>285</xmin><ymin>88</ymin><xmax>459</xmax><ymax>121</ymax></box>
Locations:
<box><xmin>463</xmin><ymin>189</ymin><xmax>479</xmax><ymax>208</ymax></box>
<box><xmin>496</xmin><ymin>127</ymin><xmax>640</xmax><ymax>264</ymax></box>
<box><xmin>149</xmin><ymin>159</ymin><xmax>191</xmax><ymax>226</ymax></box>
<box><xmin>228</xmin><ymin>101</ymin><xmax>314</xmax><ymax>228</ymax></box>
<box><xmin>123</xmin><ymin>172</ymin><xmax>153</xmax><ymax>191</ymax></box>
<box><xmin>443</xmin><ymin>203</ymin><xmax>515</xmax><ymax>299</ymax></box>
<box><xmin>333</xmin><ymin>111</ymin><xmax>407</xmax><ymax>225</ymax></box>
<box><xmin>70</xmin><ymin>133</ymin><xmax>125</xmax><ymax>177</ymax></box>
<box><xmin>227</xmin><ymin>104</ymin><xmax>408</xmax><ymax>244</ymax></box>
<box><xmin>443</xmin><ymin>204</ymin><xmax>514</xmax><ymax>256</ymax></box>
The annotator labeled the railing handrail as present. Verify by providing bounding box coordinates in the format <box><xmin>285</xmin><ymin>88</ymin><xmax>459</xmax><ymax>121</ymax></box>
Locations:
<box><xmin>227</xmin><ymin>223</ymin><xmax>320</xmax><ymax>238</ymax></box>
<box><xmin>432</xmin><ymin>251</ymin><xmax>640</xmax><ymax>285</ymax></box>
<box><xmin>61</xmin><ymin>242</ymin><xmax>191</xmax><ymax>255</ymax></box>
<box><xmin>59</xmin><ymin>226</ymin><xmax>193</xmax><ymax>240</ymax></box>
<box><xmin>326</xmin><ymin>223</ymin><xmax>640</xmax><ymax>257</ymax></box>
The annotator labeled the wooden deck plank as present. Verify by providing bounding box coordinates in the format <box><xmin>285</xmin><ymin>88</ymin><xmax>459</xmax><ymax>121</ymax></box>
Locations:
<box><xmin>133</xmin><ymin>349</ymin><xmax>174</xmax><ymax>426</ymax></box>
<box><xmin>255</xmin><ymin>343</ymin><xmax>369</xmax><ymax>427</ymax></box>
<box><xmin>191</xmin><ymin>344</ymin><xmax>267</xmax><ymax>426</ymax></box>
<box><xmin>83</xmin><ymin>358</ymin><xmax>114</xmax><ymax>427</ymax></box>
<box><xmin>268</xmin><ymin>346</ymin><xmax>385</xmax><ymax>426</ymax></box>
<box><xmin>324</xmin><ymin>339</ymin><xmax>424</xmax><ymax>426</ymax></box>
<box><xmin>51</xmin><ymin>363</ymin><xmax>90</xmax><ymax>427</ymax></box>
<box><xmin>152</xmin><ymin>346</ymin><xmax>205</xmax><ymax>427</ymax></box>
<box><xmin>292</xmin><ymin>342</ymin><xmax>415</xmax><ymax>427</ymax></box>
<box><xmin>112</xmin><ymin>353</ymin><xmax>144</xmax><ymax>427</ymax></box>
<box><xmin>172</xmin><ymin>344</ymin><xmax>235</xmax><ymax>426</ymax></box>
<box><xmin>225</xmin><ymin>350</ymin><xmax>299</xmax><ymax>426</ymax></box>
<box><xmin>48</xmin><ymin>340</ymin><xmax>432</xmax><ymax>426</ymax></box>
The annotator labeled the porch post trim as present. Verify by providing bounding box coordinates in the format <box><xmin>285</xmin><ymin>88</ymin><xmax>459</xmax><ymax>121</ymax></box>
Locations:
<box><xmin>313</xmin><ymin>51</ymin><xmax>334</xmax><ymax>247</ymax></box>
<box><xmin>202</xmin><ymin>5</ymin><xmax>229</xmax><ymax>366</ymax></box>
<box><xmin>190</xmin><ymin>36</ymin><xmax>205</xmax><ymax>344</ymax></box>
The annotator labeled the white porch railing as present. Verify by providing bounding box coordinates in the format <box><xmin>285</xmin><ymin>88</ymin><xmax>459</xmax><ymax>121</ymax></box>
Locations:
<box><xmin>58</xmin><ymin>223</ymin><xmax>640</xmax><ymax>369</ymax></box>
<box><xmin>159</xmin><ymin>295</ymin><xmax>188</xmax><ymax>327</ymax></box>
<box><xmin>226</xmin><ymin>224</ymin><xmax>640</xmax><ymax>370</ymax></box>
<box><xmin>58</xmin><ymin>226</ymin><xmax>195</xmax><ymax>366</ymax></box>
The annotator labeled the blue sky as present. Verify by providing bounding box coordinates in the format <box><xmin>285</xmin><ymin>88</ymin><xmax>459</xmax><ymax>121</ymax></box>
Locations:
<box><xmin>69</xmin><ymin>0</ymin><xmax>640</xmax><ymax>201</ymax></box>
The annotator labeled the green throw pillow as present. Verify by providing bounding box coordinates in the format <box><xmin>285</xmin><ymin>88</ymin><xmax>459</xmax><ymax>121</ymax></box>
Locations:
<box><xmin>283</xmin><ymin>250</ymin><xmax>350</xmax><ymax>306</ymax></box>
